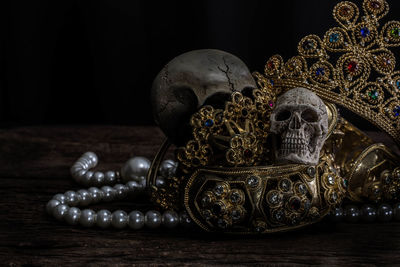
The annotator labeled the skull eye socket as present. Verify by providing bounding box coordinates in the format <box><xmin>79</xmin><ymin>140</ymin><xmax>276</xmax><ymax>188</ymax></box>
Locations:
<box><xmin>275</xmin><ymin>110</ymin><xmax>291</xmax><ymax>121</ymax></box>
<box><xmin>301</xmin><ymin>109</ymin><xmax>319</xmax><ymax>122</ymax></box>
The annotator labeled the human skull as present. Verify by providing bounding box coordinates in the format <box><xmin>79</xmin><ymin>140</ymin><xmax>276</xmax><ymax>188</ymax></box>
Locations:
<box><xmin>151</xmin><ymin>49</ymin><xmax>256</xmax><ymax>145</ymax></box>
<box><xmin>270</xmin><ymin>87</ymin><xmax>328</xmax><ymax>165</ymax></box>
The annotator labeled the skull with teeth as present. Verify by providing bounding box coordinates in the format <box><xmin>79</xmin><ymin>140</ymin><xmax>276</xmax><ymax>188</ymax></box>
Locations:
<box><xmin>270</xmin><ymin>87</ymin><xmax>329</xmax><ymax>165</ymax></box>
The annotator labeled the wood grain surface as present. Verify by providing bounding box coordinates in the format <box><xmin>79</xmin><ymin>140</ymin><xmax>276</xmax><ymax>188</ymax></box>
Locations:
<box><xmin>1</xmin><ymin>126</ymin><xmax>400</xmax><ymax>266</ymax></box>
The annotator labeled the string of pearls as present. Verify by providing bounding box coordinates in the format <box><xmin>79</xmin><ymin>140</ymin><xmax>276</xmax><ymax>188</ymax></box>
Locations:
<box><xmin>329</xmin><ymin>203</ymin><xmax>400</xmax><ymax>223</ymax></box>
<box><xmin>46</xmin><ymin>152</ymin><xmax>192</xmax><ymax>229</ymax></box>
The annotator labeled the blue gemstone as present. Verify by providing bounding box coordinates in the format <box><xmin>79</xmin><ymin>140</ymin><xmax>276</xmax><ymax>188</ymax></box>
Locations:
<box><xmin>270</xmin><ymin>79</ymin><xmax>275</xmax><ymax>86</ymax></box>
<box><xmin>393</xmin><ymin>106</ymin><xmax>400</xmax><ymax>117</ymax></box>
<box><xmin>316</xmin><ymin>67</ymin><xmax>325</xmax><ymax>76</ymax></box>
<box><xmin>360</xmin><ymin>27</ymin><xmax>370</xmax><ymax>38</ymax></box>
<box><xmin>396</xmin><ymin>80</ymin><xmax>400</xmax><ymax>89</ymax></box>
<box><xmin>329</xmin><ymin>33</ymin><xmax>340</xmax><ymax>43</ymax></box>
<box><xmin>204</xmin><ymin>119</ymin><xmax>214</xmax><ymax>127</ymax></box>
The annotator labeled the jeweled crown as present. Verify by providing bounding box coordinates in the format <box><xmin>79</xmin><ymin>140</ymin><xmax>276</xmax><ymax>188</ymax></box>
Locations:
<box><xmin>256</xmin><ymin>0</ymin><xmax>400</xmax><ymax>145</ymax></box>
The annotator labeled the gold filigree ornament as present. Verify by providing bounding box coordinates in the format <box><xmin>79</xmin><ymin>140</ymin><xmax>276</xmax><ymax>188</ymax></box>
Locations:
<box><xmin>148</xmin><ymin>0</ymin><xmax>400</xmax><ymax>234</ymax></box>
<box><xmin>257</xmin><ymin>0</ymin><xmax>400</xmax><ymax>146</ymax></box>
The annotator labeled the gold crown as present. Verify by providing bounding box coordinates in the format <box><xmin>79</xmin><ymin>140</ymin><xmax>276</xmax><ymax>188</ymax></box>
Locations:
<box><xmin>256</xmin><ymin>0</ymin><xmax>400</xmax><ymax>145</ymax></box>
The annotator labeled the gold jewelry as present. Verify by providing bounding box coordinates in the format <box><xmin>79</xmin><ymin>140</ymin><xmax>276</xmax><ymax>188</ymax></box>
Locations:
<box><xmin>255</xmin><ymin>0</ymin><xmax>400</xmax><ymax>145</ymax></box>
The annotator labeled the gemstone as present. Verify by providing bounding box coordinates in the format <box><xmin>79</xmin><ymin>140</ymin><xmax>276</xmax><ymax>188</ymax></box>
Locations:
<box><xmin>329</xmin><ymin>33</ymin><xmax>340</xmax><ymax>43</ymax></box>
<box><xmin>316</xmin><ymin>67</ymin><xmax>325</xmax><ymax>76</ymax></box>
<box><xmin>241</xmin><ymin>109</ymin><xmax>248</xmax><ymax>117</ymax></box>
<box><xmin>369</xmin><ymin>1</ymin><xmax>381</xmax><ymax>9</ymax></box>
<box><xmin>230</xmin><ymin>191</ymin><xmax>242</xmax><ymax>204</ymax></box>
<box><xmin>290</xmin><ymin>198</ymin><xmax>301</xmax><ymax>210</ymax></box>
<box><xmin>274</xmin><ymin>210</ymin><xmax>285</xmax><ymax>221</ymax></box>
<box><xmin>384</xmin><ymin>175</ymin><xmax>392</xmax><ymax>185</ymax></box>
<box><xmin>303</xmin><ymin>40</ymin><xmax>315</xmax><ymax>51</ymax></box>
<box><xmin>368</xmin><ymin>89</ymin><xmax>379</xmax><ymax>100</ymax></box>
<box><xmin>382</xmin><ymin>57</ymin><xmax>391</xmax><ymax>67</ymax></box>
<box><xmin>347</xmin><ymin>61</ymin><xmax>359</xmax><ymax>73</ymax></box>
<box><xmin>342</xmin><ymin>178</ymin><xmax>349</xmax><ymax>188</ymax></box>
<box><xmin>243</xmin><ymin>149</ymin><xmax>253</xmax><ymax>159</ymax></box>
<box><xmin>360</xmin><ymin>27</ymin><xmax>370</xmax><ymax>38</ymax></box>
<box><xmin>212</xmin><ymin>202</ymin><xmax>225</xmax><ymax>215</ymax></box>
<box><xmin>396</xmin><ymin>80</ymin><xmax>400</xmax><ymax>89</ymax></box>
<box><xmin>231</xmin><ymin>209</ymin><xmax>242</xmax><ymax>221</ymax></box>
<box><xmin>204</xmin><ymin>119</ymin><xmax>214</xmax><ymax>127</ymax></box>
<box><xmin>267</xmin><ymin>60</ymin><xmax>275</xmax><ymax>70</ymax></box>
<box><xmin>247</xmin><ymin>176</ymin><xmax>260</xmax><ymax>188</ymax></box>
<box><xmin>279</xmin><ymin>179</ymin><xmax>291</xmax><ymax>192</ymax></box>
<box><xmin>298</xmin><ymin>184</ymin><xmax>308</xmax><ymax>194</ymax></box>
<box><xmin>394</xmin><ymin>106</ymin><xmax>400</xmax><ymax>117</ymax></box>
<box><xmin>268</xmin><ymin>191</ymin><xmax>280</xmax><ymax>205</ymax></box>
<box><xmin>307</xmin><ymin>167</ymin><xmax>316</xmax><ymax>177</ymax></box>
<box><xmin>327</xmin><ymin>175</ymin><xmax>335</xmax><ymax>185</ymax></box>
<box><xmin>268</xmin><ymin>100</ymin><xmax>274</xmax><ymax>108</ymax></box>
<box><xmin>214</xmin><ymin>184</ymin><xmax>225</xmax><ymax>196</ymax></box>
<box><xmin>270</xmin><ymin>79</ymin><xmax>275</xmax><ymax>86</ymax></box>
<box><xmin>339</xmin><ymin>6</ymin><xmax>351</xmax><ymax>17</ymax></box>
<box><xmin>391</xmin><ymin>27</ymin><xmax>400</xmax><ymax>38</ymax></box>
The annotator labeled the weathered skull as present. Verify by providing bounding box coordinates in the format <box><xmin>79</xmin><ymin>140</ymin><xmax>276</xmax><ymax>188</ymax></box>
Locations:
<box><xmin>151</xmin><ymin>49</ymin><xmax>256</xmax><ymax>145</ymax></box>
<box><xmin>270</xmin><ymin>87</ymin><xmax>328</xmax><ymax>165</ymax></box>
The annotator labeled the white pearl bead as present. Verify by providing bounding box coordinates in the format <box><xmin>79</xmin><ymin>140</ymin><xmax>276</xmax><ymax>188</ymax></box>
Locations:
<box><xmin>46</xmin><ymin>199</ymin><xmax>61</xmax><ymax>215</ymax></box>
<box><xmin>80</xmin><ymin>209</ymin><xmax>96</xmax><ymax>227</ymax></box>
<box><xmin>104</xmin><ymin>171</ymin><xmax>116</xmax><ymax>184</ymax></box>
<box><xmin>111</xmin><ymin>210</ymin><xmax>128</xmax><ymax>229</ymax></box>
<box><xmin>64</xmin><ymin>190</ymin><xmax>80</xmax><ymax>206</ymax></box>
<box><xmin>88</xmin><ymin>187</ymin><xmax>103</xmax><ymax>203</ymax></box>
<box><xmin>162</xmin><ymin>210</ymin><xmax>179</xmax><ymax>228</ymax></box>
<box><xmin>97</xmin><ymin>210</ymin><xmax>112</xmax><ymax>228</ymax></box>
<box><xmin>101</xmin><ymin>186</ymin><xmax>116</xmax><ymax>202</ymax></box>
<box><xmin>145</xmin><ymin>210</ymin><xmax>162</xmax><ymax>229</ymax></box>
<box><xmin>65</xmin><ymin>207</ymin><xmax>81</xmax><ymax>225</ymax></box>
<box><xmin>93</xmin><ymin>172</ymin><xmax>105</xmax><ymax>185</ymax></box>
<box><xmin>128</xmin><ymin>211</ymin><xmax>145</xmax><ymax>229</ymax></box>
<box><xmin>120</xmin><ymin>157</ymin><xmax>151</xmax><ymax>182</ymax></box>
<box><xmin>83</xmin><ymin>152</ymin><xmax>98</xmax><ymax>166</ymax></box>
<box><xmin>53</xmin><ymin>193</ymin><xmax>66</xmax><ymax>204</ymax></box>
<box><xmin>77</xmin><ymin>189</ymin><xmax>92</xmax><ymax>206</ymax></box>
<box><xmin>53</xmin><ymin>204</ymin><xmax>69</xmax><ymax>221</ymax></box>
<box><xmin>82</xmin><ymin>171</ymin><xmax>94</xmax><ymax>185</ymax></box>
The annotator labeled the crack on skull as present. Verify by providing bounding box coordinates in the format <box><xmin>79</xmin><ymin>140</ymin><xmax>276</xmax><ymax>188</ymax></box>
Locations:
<box><xmin>217</xmin><ymin>56</ymin><xmax>235</xmax><ymax>92</ymax></box>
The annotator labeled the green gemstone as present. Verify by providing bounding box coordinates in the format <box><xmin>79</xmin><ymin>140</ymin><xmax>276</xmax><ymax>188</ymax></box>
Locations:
<box><xmin>391</xmin><ymin>27</ymin><xmax>400</xmax><ymax>38</ymax></box>
<box><xmin>368</xmin><ymin>90</ymin><xmax>379</xmax><ymax>100</ymax></box>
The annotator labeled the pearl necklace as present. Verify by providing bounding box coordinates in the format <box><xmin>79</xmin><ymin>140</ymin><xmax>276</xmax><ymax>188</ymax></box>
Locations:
<box><xmin>46</xmin><ymin>152</ymin><xmax>192</xmax><ymax>229</ymax></box>
<box><xmin>48</xmin><ymin>152</ymin><xmax>400</xmax><ymax>230</ymax></box>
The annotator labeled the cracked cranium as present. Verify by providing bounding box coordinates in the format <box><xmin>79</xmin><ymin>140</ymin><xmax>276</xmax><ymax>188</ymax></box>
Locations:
<box><xmin>151</xmin><ymin>49</ymin><xmax>256</xmax><ymax>145</ymax></box>
<box><xmin>270</xmin><ymin>87</ymin><xmax>328</xmax><ymax>165</ymax></box>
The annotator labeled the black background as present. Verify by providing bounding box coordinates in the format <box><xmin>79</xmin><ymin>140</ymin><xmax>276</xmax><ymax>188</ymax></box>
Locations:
<box><xmin>2</xmin><ymin>0</ymin><xmax>400</xmax><ymax>128</ymax></box>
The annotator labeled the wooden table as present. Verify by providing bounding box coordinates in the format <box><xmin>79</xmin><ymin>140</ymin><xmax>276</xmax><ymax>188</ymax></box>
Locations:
<box><xmin>1</xmin><ymin>126</ymin><xmax>400</xmax><ymax>266</ymax></box>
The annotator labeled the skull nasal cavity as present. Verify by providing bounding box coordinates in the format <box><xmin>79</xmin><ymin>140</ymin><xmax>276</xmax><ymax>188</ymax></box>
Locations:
<box><xmin>289</xmin><ymin>113</ymin><xmax>302</xmax><ymax>129</ymax></box>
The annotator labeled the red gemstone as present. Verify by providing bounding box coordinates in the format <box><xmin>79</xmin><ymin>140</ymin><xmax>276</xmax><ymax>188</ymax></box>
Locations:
<box><xmin>347</xmin><ymin>61</ymin><xmax>358</xmax><ymax>73</ymax></box>
<box><xmin>267</xmin><ymin>60</ymin><xmax>275</xmax><ymax>70</ymax></box>
<box><xmin>243</xmin><ymin>149</ymin><xmax>253</xmax><ymax>158</ymax></box>
<box><xmin>290</xmin><ymin>198</ymin><xmax>301</xmax><ymax>210</ymax></box>
<box><xmin>268</xmin><ymin>100</ymin><xmax>274</xmax><ymax>108</ymax></box>
<box><xmin>339</xmin><ymin>6</ymin><xmax>351</xmax><ymax>16</ymax></box>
